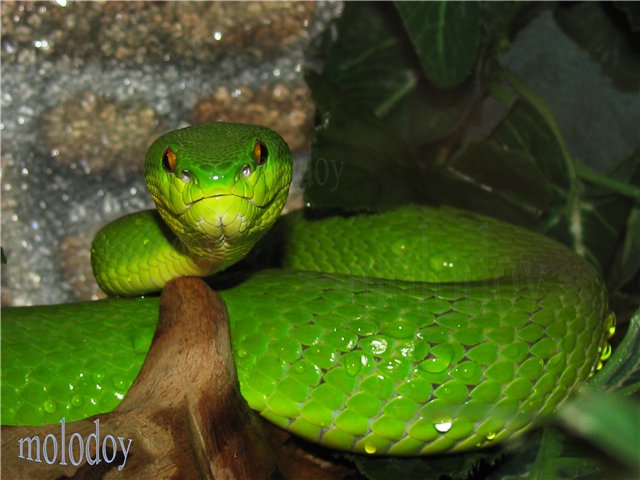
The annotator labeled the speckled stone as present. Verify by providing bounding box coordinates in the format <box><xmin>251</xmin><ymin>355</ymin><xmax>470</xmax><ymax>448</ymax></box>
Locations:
<box><xmin>42</xmin><ymin>91</ymin><xmax>164</xmax><ymax>174</ymax></box>
<box><xmin>1</xmin><ymin>1</ymin><xmax>318</xmax><ymax>66</ymax></box>
<box><xmin>1</xmin><ymin>1</ymin><xmax>340</xmax><ymax>305</ymax></box>
<box><xmin>193</xmin><ymin>84</ymin><xmax>314</xmax><ymax>152</ymax></box>
<box><xmin>60</xmin><ymin>235</ymin><xmax>106</xmax><ymax>301</ymax></box>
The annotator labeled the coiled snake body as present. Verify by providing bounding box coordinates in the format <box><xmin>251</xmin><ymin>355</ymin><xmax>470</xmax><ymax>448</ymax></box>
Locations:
<box><xmin>2</xmin><ymin>123</ymin><xmax>613</xmax><ymax>455</ymax></box>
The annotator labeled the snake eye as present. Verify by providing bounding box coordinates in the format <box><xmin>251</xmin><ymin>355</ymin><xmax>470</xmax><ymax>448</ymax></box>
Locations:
<box><xmin>162</xmin><ymin>147</ymin><xmax>177</xmax><ymax>174</ymax></box>
<box><xmin>253</xmin><ymin>140</ymin><xmax>268</xmax><ymax>166</ymax></box>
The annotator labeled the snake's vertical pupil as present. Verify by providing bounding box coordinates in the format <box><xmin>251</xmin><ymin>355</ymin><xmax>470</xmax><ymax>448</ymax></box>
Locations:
<box><xmin>254</xmin><ymin>140</ymin><xmax>268</xmax><ymax>166</ymax></box>
<box><xmin>162</xmin><ymin>147</ymin><xmax>177</xmax><ymax>173</ymax></box>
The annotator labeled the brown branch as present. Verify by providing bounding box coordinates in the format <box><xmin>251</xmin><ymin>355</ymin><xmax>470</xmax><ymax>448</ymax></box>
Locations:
<box><xmin>1</xmin><ymin>277</ymin><xmax>276</xmax><ymax>479</ymax></box>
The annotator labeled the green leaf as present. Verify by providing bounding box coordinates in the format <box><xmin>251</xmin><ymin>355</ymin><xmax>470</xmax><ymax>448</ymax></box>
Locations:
<box><xmin>423</xmin><ymin>140</ymin><xmax>551</xmax><ymax>226</ymax></box>
<box><xmin>486</xmin><ymin>72</ymin><xmax>638</xmax><ymax>278</ymax></box>
<box><xmin>489</xmin><ymin>81</ymin><xmax>574</xmax><ymax>195</ymax></box>
<box><xmin>303</xmin><ymin>72</ymin><xmax>420</xmax><ymax>211</ymax></box>
<box><xmin>383</xmin><ymin>73</ymin><xmax>481</xmax><ymax>148</ymax></box>
<box><xmin>557</xmin><ymin>389</ymin><xmax>640</xmax><ymax>472</ymax></box>
<box><xmin>591</xmin><ymin>308</ymin><xmax>640</xmax><ymax>395</ymax></box>
<box><xmin>574</xmin><ymin>152</ymin><xmax>640</xmax><ymax>281</ymax></box>
<box><xmin>488</xmin><ymin>428</ymin><xmax>612</xmax><ymax>480</ymax></box>
<box><xmin>569</xmin><ymin>193</ymin><xmax>632</xmax><ymax>278</ymax></box>
<box><xmin>499</xmin><ymin>9</ymin><xmax>639</xmax><ymax>171</ymax></box>
<box><xmin>479</xmin><ymin>2</ymin><xmax>541</xmax><ymax>42</ymax></box>
<box><xmin>531</xmin><ymin>428</ymin><xmax>564</xmax><ymax>480</ymax></box>
<box><xmin>616</xmin><ymin>207</ymin><xmax>640</xmax><ymax>290</ymax></box>
<box><xmin>395</xmin><ymin>1</ymin><xmax>481</xmax><ymax>89</ymax></box>
<box><xmin>321</xmin><ymin>2</ymin><xmax>419</xmax><ymax>117</ymax></box>
<box><xmin>488</xmin><ymin>89</ymin><xmax>576</xmax><ymax>242</ymax></box>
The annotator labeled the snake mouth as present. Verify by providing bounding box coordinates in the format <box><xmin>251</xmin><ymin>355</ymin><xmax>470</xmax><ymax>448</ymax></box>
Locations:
<box><xmin>175</xmin><ymin>193</ymin><xmax>234</xmax><ymax>217</ymax></box>
<box><xmin>176</xmin><ymin>186</ymin><xmax>286</xmax><ymax>218</ymax></box>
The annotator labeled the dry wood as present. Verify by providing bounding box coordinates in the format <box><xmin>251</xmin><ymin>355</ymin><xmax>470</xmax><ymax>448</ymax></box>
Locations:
<box><xmin>1</xmin><ymin>277</ymin><xmax>276</xmax><ymax>479</ymax></box>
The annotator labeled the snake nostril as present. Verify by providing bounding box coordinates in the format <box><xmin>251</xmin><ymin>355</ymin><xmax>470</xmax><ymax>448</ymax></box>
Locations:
<box><xmin>241</xmin><ymin>164</ymin><xmax>252</xmax><ymax>177</ymax></box>
<box><xmin>179</xmin><ymin>170</ymin><xmax>192</xmax><ymax>183</ymax></box>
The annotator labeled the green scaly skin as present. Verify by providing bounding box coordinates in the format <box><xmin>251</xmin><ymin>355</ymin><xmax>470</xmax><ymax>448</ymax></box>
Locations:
<box><xmin>2</xmin><ymin>123</ymin><xmax>614</xmax><ymax>456</ymax></box>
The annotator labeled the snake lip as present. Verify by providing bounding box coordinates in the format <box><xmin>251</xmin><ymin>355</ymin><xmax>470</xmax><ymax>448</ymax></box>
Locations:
<box><xmin>248</xmin><ymin>184</ymin><xmax>289</xmax><ymax>210</ymax></box>
<box><xmin>176</xmin><ymin>193</ymin><xmax>233</xmax><ymax>217</ymax></box>
<box><xmin>174</xmin><ymin>182</ymin><xmax>288</xmax><ymax>218</ymax></box>
<box><xmin>175</xmin><ymin>192</ymin><xmax>265</xmax><ymax>217</ymax></box>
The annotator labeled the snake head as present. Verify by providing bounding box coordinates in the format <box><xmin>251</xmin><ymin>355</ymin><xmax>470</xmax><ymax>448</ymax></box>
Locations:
<box><xmin>144</xmin><ymin>122</ymin><xmax>292</xmax><ymax>269</ymax></box>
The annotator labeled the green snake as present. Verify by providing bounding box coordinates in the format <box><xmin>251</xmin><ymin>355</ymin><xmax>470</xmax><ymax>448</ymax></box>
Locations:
<box><xmin>2</xmin><ymin>123</ymin><xmax>615</xmax><ymax>456</ymax></box>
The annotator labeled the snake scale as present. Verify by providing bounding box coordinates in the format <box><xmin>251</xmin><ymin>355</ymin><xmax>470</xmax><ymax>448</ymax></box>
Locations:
<box><xmin>2</xmin><ymin>123</ymin><xmax>614</xmax><ymax>456</ymax></box>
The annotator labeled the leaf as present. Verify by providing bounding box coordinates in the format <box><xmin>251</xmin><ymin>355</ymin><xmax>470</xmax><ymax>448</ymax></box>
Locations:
<box><xmin>319</xmin><ymin>2</ymin><xmax>483</xmax><ymax>149</ymax></box>
<box><xmin>557</xmin><ymin>389</ymin><xmax>640</xmax><ymax>472</ymax></box>
<box><xmin>354</xmin><ymin>448</ymin><xmax>503</xmax><ymax>480</ymax></box>
<box><xmin>488</xmin><ymin>81</ymin><xmax>576</xmax><ymax>245</ymax></box>
<box><xmin>575</xmin><ymin>152</ymin><xmax>640</xmax><ymax>282</ymax></box>
<box><xmin>531</xmin><ymin>428</ymin><xmax>564</xmax><ymax>480</ymax></box>
<box><xmin>442</xmin><ymin>140</ymin><xmax>550</xmax><ymax>219</ymax></box>
<box><xmin>383</xmin><ymin>74</ymin><xmax>481</xmax><ymax>148</ymax></box>
<box><xmin>614</xmin><ymin>1</ymin><xmax>640</xmax><ymax>31</ymax></box>
<box><xmin>499</xmin><ymin>9</ymin><xmax>640</xmax><ymax>172</ymax></box>
<box><xmin>487</xmin><ymin>429</ymin><xmax>610</xmax><ymax>480</ymax></box>
<box><xmin>597</xmin><ymin>151</ymin><xmax>640</xmax><ymax>290</ymax></box>
<box><xmin>568</xmin><ymin>193</ymin><xmax>632</xmax><ymax>277</ymax></box>
<box><xmin>616</xmin><ymin>207</ymin><xmax>640</xmax><ymax>290</ymax></box>
<box><xmin>353</xmin><ymin>457</ymin><xmax>434</xmax><ymax>480</ymax></box>
<box><xmin>590</xmin><ymin>308</ymin><xmax>640</xmax><ymax>395</ymax></box>
<box><xmin>321</xmin><ymin>2</ymin><xmax>419</xmax><ymax>117</ymax></box>
<box><xmin>479</xmin><ymin>2</ymin><xmax>542</xmax><ymax>41</ymax></box>
<box><xmin>486</xmin><ymin>72</ymin><xmax>637</xmax><ymax>279</ymax></box>
<box><xmin>417</xmin><ymin>139</ymin><xmax>552</xmax><ymax>227</ymax></box>
<box><xmin>395</xmin><ymin>1</ymin><xmax>481</xmax><ymax>89</ymax></box>
<box><xmin>489</xmin><ymin>83</ymin><xmax>574</xmax><ymax>195</ymax></box>
<box><xmin>555</xmin><ymin>2</ymin><xmax>640</xmax><ymax>92</ymax></box>
<box><xmin>302</xmin><ymin>72</ymin><xmax>421</xmax><ymax>211</ymax></box>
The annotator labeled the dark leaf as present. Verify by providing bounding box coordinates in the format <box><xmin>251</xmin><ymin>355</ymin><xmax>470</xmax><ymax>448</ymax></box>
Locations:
<box><xmin>303</xmin><ymin>72</ymin><xmax>421</xmax><ymax>211</ymax></box>
<box><xmin>383</xmin><ymin>74</ymin><xmax>481</xmax><ymax>148</ymax></box>
<box><xmin>616</xmin><ymin>207</ymin><xmax>640</xmax><ymax>291</ymax></box>
<box><xmin>590</xmin><ymin>309</ymin><xmax>640</xmax><ymax>396</ymax></box>
<box><xmin>479</xmin><ymin>2</ymin><xmax>543</xmax><ymax>41</ymax></box>
<box><xmin>321</xmin><ymin>2</ymin><xmax>419</xmax><ymax>117</ymax></box>
<box><xmin>488</xmin><ymin>83</ymin><xmax>576</xmax><ymax>245</ymax></box>
<box><xmin>489</xmin><ymin>94</ymin><xmax>573</xmax><ymax>195</ymax></box>
<box><xmin>418</xmin><ymin>139</ymin><xmax>552</xmax><ymax>228</ymax></box>
<box><xmin>488</xmin><ymin>76</ymin><xmax>640</xmax><ymax>281</ymax></box>
<box><xmin>558</xmin><ymin>388</ymin><xmax>640</xmax><ymax>472</ymax></box>
<box><xmin>395</xmin><ymin>1</ymin><xmax>481</xmax><ymax>88</ymax></box>
<box><xmin>614</xmin><ymin>1</ymin><xmax>640</xmax><ymax>32</ymax></box>
<box><xmin>354</xmin><ymin>448</ymin><xmax>503</xmax><ymax>480</ymax></box>
<box><xmin>487</xmin><ymin>429</ymin><xmax>611</xmax><ymax>480</ymax></box>
<box><xmin>576</xmin><ymin>151</ymin><xmax>640</xmax><ymax>282</ymax></box>
<box><xmin>555</xmin><ymin>2</ymin><xmax>640</xmax><ymax>92</ymax></box>
<box><xmin>500</xmin><ymin>9</ymin><xmax>640</xmax><ymax>171</ymax></box>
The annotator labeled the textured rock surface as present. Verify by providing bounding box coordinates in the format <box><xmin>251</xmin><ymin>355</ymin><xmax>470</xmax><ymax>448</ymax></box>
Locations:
<box><xmin>1</xmin><ymin>1</ymin><xmax>341</xmax><ymax>305</ymax></box>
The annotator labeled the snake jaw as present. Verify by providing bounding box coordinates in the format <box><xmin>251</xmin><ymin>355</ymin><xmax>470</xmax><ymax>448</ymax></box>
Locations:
<box><xmin>153</xmin><ymin>180</ymin><xmax>289</xmax><ymax>268</ymax></box>
<box><xmin>175</xmin><ymin>181</ymin><xmax>290</xmax><ymax>220</ymax></box>
<box><xmin>176</xmin><ymin>193</ymin><xmax>234</xmax><ymax>217</ymax></box>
